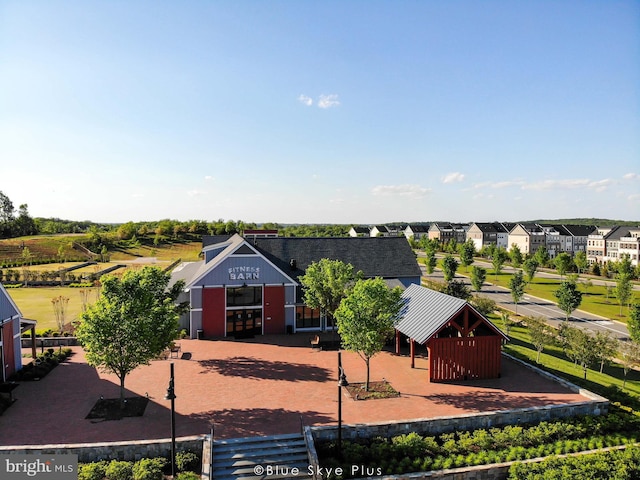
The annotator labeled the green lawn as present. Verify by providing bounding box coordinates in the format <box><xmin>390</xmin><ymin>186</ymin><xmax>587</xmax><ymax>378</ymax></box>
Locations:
<box><xmin>467</xmin><ymin>268</ymin><xmax>639</xmax><ymax>323</ymax></box>
<box><xmin>7</xmin><ymin>286</ymin><xmax>98</xmax><ymax>332</ymax></box>
<box><xmin>496</xmin><ymin>319</ymin><xmax>640</xmax><ymax>399</ymax></box>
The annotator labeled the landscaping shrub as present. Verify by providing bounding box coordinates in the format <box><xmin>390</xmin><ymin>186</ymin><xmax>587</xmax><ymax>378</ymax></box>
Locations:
<box><xmin>132</xmin><ymin>458</ymin><xmax>166</xmax><ymax>480</ymax></box>
<box><xmin>105</xmin><ymin>460</ymin><xmax>133</xmax><ymax>480</ymax></box>
<box><xmin>508</xmin><ymin>446</ymin><xmax>640</xmax><ymax>479</ymax></box>
<box><xmin>317</xmin><ymin>410</ymin><xmax>640</xmax><ymax>478</ymax></box>
<box><xmin>78</xmin><ymin>461</ymin><xmax>108</xmax><ymax>480</ymax></box>
<box><xmin>174</xmin><ymin>473</ymin><xmax>200</xmax><ymax>480</ymax></box>
<box><xmin>175</xmin><ymin>450</ymin><xmax>200</xmax><ymax>473</ymax></box>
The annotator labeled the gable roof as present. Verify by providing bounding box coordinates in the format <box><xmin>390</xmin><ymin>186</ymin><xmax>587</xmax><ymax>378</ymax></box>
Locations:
<box><xmin>395</xmin><ymin>284</ymin><xmax>508</xmax><ymax>344</ymax></box>
<box><xmin>252</xmin><ymin>236</ymin><xmax>422</xmax><ymax>283</ymax></box>
<box><xmin>0</xmin><ymin>283</ymin><xmax>22</xmax><ymax>321</ymax></box>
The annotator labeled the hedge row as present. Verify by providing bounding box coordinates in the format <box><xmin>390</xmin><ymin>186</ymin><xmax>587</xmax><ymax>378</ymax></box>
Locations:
<box><xmin>317</xmin><ymin>409</ymin><xmax>640</xmax><ymax>478</ymax></box>
<box><xmin>508</xmin><ymin>446</ymin><xmax>640</xmax><ymax>480</ymax></box>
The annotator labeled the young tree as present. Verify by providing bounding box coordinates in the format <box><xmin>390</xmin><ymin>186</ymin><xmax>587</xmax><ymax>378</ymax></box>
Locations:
<box><xmin>51</xmin><ymin>295</ymin><xmax>70</xmax><ymax>331</ymax></box>
<box><xmin>441</xmin><ymin>254</ymin><xmax>459</xmax><ymax>282</ymax></box>
<box><xmin>335</xmin><ymin>278</ymin><xmax>403</xmax><ymax>391</ymax></box>
<box><xmin>509</xmin><ymin>270</ymin><xmax>526</xmax><ymax>314</ymax></box>
<box><xmin>470</xmin><ymin>265</ymin><xmax>487</xmax><ymax>292</ymax></box>
<box><xmin>594</xmin><ymin>331</ymin><xmax>618</xmax><ymax>373</ymax></box>
<box><xmin>523</xmin><ymin>258</ymin><xmax>539</xmax><ymax>286</ymax></box>
<box><xmin>619</xmin><ymin>340</ymin><xmax>640</xmax><ymax>389</ymax></box>
<box><xmin>424</xmin><ymin>251</ymin><xmax>437</xmax><ymax>275</ymax></box>
<box><xmin>526</xmin><ymin>316</ymin><xmax>555</xmax><ymax>363</ymax></box>
<box><xmin>581</xmin><ymin>279</ymin><xmax>593</xmax><ymax>296</ymax></box>
<box><xmin>534</xmin><ymin>246</ymin><xmax>550</xmax><ymax>268</ymax></box>
<box><xmin>458</xmin><ymin>240</ymin><xmax>475</xmax><ymax>271</ymax></box>
<box><xmin>509</xmin><ymin>244</ymin><xmax>523</xmax><ymax>268</ymax></box>
<box><xmin>491</xmin><ymin>248</ymin><xmax>509</xmax><ymax>280</ymax></box>
<box><xmin>500</xmin><ymin>311</ymin><xmax>517</xmax><ymax>337</ymax></box>
<box><xmin>553</xmin><ymin>252</ymin><xmax>573</xmax><ymax>279</ymax></box>
<box><xmin>299</xmin><ymin>259</ymin><xmax>355</xmax><ymax>330</ymax></box>
<box><xmin>614</xmin><ymin>273</ymin><xmax>633</xmax><ymax>317</ymax></box>
<box><xmin>554</xmin><ymin>280</ymin><xmax>583</xmax><ymax>322</ymax></box>
<box><xmin>574</xmin><ymin>251</ymin><xmax>588</xmax><ymax>274</ymax></box>
<box><xmin>76</xmin><ymin>267</ymin><xmax>184</xmax><ymax>406</ymax></box>
<box><xmin>562</xmin><ymin>325</ymin><xmax>598</xmax><ymax>379</ymax></box>
<box><xmin>442</xmin><ymin>280</ymin><xmax>471</xmax><ymax>301</ymax></box>
<box><xmin>628</xmin><ymin>304</ymin><xmax>640</xmax><ymax>344</ymax></box>
<box><xmin>471</xmin><ymin>296</ymin><xmax>497</xmax><ymax>317</ymax></box>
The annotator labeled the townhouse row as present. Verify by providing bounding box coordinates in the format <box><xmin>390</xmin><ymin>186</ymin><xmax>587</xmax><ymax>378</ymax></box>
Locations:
<box><xmin>349</xmin><ymin>222</ymin><xmax>640</xmax><ymax>266</ymax></box>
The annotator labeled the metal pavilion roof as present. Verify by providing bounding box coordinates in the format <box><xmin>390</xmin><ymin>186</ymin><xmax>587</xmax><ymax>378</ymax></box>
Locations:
<box><xmin>395</xmin><ymin>283</ymin><xmax>508</xmax><ymax>345</ymax></box>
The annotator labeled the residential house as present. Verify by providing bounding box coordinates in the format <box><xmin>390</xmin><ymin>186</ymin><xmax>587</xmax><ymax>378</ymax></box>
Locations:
<box><xmin>508</xmin><ymin>224</ymin><xmax>546</xmax><ymax>255</ymax></box>
<box><xmin>404</xmin><ymin>224</ymin><xmax>430</xmax><ymax>241</ymax></box>
<box><xmin>348</xmin><ymin>226</ymin><xmax>370</xmax><ymax>237</ymax></box>
<box><xmin>466</xmin><ymin>222</ymin><xmax>511</xmax><ymax>252</ymax></box>
<box><xmin>587</xmin><ymin>226</ymin><xmax>617</xmax><ymax>265</ymax></box>
<box><xmin>619</xmin><ymin>228</ymin><xmax>640</xmax><ymax>266</ymax></box>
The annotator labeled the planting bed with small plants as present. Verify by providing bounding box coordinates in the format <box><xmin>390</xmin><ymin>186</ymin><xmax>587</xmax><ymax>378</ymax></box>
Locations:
<box><xmin>78</xmin><ymin>451</ymin><xmax>201</xmax><ymax>480</ymax></box>
<box><xmin>10</xmin><ymin>347</ymin><xmax>73</xmax><ymax>382</ymax></box>
<box><xmin>317</xmin><ymin>408</ymin><xmax>640</xmax><ymax>479</ymax></box>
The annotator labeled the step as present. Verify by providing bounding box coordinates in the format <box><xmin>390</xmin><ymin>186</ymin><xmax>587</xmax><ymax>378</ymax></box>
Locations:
<box><xmin>214</xmin><ymin>452</ymin><xmax>308</xmax><ymax>469</ymax></box>
<box><xmin>214</xmin><ymin>432</ymin><xmax>303</xmax><ymax>446</ymax></box>
<box><xmin>214</xmin><ymin>439</ymin><xmax>306</xmax><ymax>455</ymax></box>
<box><xmin>214</xmin><ymin>461</ymin><xmax>310</xmax><ymax>479</ymax></box>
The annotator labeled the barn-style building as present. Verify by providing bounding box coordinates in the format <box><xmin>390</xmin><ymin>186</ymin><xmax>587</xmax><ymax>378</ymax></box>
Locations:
<box><xmin>395</xmin><ymin>284</ymin><xmax>508</xmax><ymax>382</ymax></box>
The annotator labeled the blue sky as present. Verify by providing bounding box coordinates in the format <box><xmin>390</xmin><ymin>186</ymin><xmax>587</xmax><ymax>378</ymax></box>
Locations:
<box><xmin>1</xmin><ymin>1</ymin><xmax>639</xmax><ymax>225</ymax></box>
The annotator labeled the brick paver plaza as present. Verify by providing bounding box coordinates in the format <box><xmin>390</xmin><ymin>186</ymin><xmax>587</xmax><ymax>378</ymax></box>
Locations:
<box><xmin>0</xmin><ymin>336</ymin><xmax>588</xmax><ymax>446</ymax></box>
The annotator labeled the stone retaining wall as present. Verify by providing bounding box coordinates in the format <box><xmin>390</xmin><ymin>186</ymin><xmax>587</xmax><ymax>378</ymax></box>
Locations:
<box><xmin>0</xmin><ymin>435</ymin><xmax>205</xmax><ymax>463</ymax></box>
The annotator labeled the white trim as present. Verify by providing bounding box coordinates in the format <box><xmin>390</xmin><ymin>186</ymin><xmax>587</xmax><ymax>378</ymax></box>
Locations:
<box><xmin>191</xmin><ymin>308</ymin><xmax>203</xmax><ymax>312</ymax></box>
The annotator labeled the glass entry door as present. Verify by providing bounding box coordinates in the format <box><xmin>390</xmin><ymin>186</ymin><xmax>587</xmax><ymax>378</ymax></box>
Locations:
<box><xmin>226</xmin><ymin>309</ymin><xmax>262</xmax><ymax>338</ymax></box>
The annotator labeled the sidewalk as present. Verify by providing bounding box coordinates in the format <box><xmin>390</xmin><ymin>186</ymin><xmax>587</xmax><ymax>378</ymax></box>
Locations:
<box><xmin>0</xmin><ymin>336</ymin><xmax>588</xmax><ymax>446</ymax></box>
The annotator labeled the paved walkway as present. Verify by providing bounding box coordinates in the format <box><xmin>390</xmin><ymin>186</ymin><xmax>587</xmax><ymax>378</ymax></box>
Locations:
<box><xmin>0</xmin><ymin>335</ymin><xmax>588</xmax><ymax>446</ymax></box>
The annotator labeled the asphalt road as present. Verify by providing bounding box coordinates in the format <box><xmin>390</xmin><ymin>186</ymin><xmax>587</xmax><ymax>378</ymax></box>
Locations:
<box><xmin>418</xmin><ymin>260</ymin><xmax>631</xmax><ymax>341</ymax></box>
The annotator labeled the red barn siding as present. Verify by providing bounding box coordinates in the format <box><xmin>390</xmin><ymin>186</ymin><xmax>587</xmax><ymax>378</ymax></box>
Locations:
<box><xmin>428</xmin><ymin>336</ymin><xmax>502</xmax><ymax>382</ymax></box>
<box><xmin>263</xmin><ymin>286</ymin><xmax>285</xmax><ymax>334</ymax></box>
<box><xmin>2</xmin><ymin>321</ymin><xmax>15</xmax><ymax>380</ymax></box>
<box><xmin>202</xmin><ymin>287</ymin><xmax>225</xmax><ymax>338</ymax></box>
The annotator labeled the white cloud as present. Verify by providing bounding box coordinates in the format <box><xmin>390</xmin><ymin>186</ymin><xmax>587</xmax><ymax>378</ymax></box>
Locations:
<box><xmin>371</xmin><ymin>184</ymin><xmax>430</xmax><ymax>199</ymax></box>
<box><xmin>623</xmin><ymin>172</ymin><xmax>640</xmax><ymax>180</ymax></box>
<box><xmin>491</xmin><ymin>180</ymin><xmax>524</xmax><ymax>189</ymax></box>
<box><xmin>317</xmin><ymin>94</ymin><xmax>340</xmax><ymax>109</ymax></box>
<box><xmin>187</xmin><ymin>189</ymin><xmax>206</xmax><ymax>197</ymax></box>
<box><xmin>442</xmin><ymin>172</ymin><xmax>465</xmax><ymax>184</ymax></box>
<box><xmin>628</xmin><ymin>193</ymin><xmax>640</xmax><ymax>202</ymax></box>
<box><xmin>131</xmin><ymin>193</ymin><xmax>144</xmax><ymax>198</ymax></box>
<box><xmin>521</xmin><ymin>178</ymin><xmax>615</xmax><ymax>192</ymax></box>
<box><xmin>297</xmin><ymin>94</ymin><xmax>313</xmax><ymax>106</ymax></box>
<box><xmin>204</xmin><ymin>175</ymin><xmax>214</xmax><ymax>181</ymax></box>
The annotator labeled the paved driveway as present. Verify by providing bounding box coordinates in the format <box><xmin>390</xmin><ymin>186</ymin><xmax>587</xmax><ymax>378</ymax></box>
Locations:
<box><xmin>0</xmin><ymin>336</ymin><xmax>588</xmax><ymax>446</ymax></box>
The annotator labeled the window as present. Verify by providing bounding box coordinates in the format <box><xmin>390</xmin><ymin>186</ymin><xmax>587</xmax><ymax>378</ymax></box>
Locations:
<box><xmin>227</xmin><ymin>286</ymin><xmax>262</xmax><ymax>307</ymax></box>
<box><xmin>296</xmin><ymin>306</ymin><xmax>321</xmax><ymax>329</ymax></box>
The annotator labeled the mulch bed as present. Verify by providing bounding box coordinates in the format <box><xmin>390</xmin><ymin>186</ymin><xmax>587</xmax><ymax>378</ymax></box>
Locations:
<box><xmin>86</xmin><ymin>396</ymin><xmax>149</xmax><ymax>421</ymax></box>
<box><xmin>345</xmin><ymin>381</ymin><xmax>400</xmax><ymax>401</ymax></box>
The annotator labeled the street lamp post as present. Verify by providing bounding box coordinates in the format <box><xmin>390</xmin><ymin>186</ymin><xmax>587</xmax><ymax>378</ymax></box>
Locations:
<box><xmin>165</xmin><ymin>362</ymin><xmax>177</xmax><ymax>478</ymax></box>
<box><xmin>337</xmin><ymin>351</ymin><xmax>349</xmax><ymax>454</ymax></box>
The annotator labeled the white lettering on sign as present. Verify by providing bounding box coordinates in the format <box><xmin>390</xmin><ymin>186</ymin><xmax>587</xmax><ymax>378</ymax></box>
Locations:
<box><xmin>228</xmin><ymin>266</ymin><xmax>260</xmax><ymax>281</ymax></box>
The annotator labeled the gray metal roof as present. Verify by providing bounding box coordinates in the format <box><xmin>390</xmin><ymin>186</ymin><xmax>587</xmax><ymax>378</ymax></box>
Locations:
<box><xmin>396</xmin><ymin>284</ymin><xmax>508</xmax><ymax>344</ymax></box>
<box><xmin>396</xmin><ymin>284</ymin><xmax>467</xmax><ymax>344</ymax></box>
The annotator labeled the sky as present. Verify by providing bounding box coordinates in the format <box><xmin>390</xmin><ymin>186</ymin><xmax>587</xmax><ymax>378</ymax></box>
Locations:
<box><xmin>1</xmin><ymin>1</ymin><xmax>639</xmax><ymax>225</ymax></box>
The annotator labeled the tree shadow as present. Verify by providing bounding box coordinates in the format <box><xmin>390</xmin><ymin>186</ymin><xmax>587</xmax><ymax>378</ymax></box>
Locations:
<box><xmin>198</xmin><ymin>356</ymin><xmax>332</xmax><ymax>382</ymax></box>
<box><xmin>425</xmin><ymin>390</ymin><xmax>569</xmax><ymax>412</ymax></box>
<box><xmin>190</xmin><ymin>407</ymin><xmax>335</xmax><ymax>439</ymax></box>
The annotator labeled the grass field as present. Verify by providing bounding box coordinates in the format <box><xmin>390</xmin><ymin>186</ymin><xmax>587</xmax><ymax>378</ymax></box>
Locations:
<box><xmin>7</xmin><ymin>286</ymin><xmax>99</xmax><ymax>332</ymax></box>
<box><xmin>483</xmin><ymin>271</ymin><xmax>639</xmax><ymax>323</ymax></box>
<box><xmin>496</xmin><ymin>318</ymin><xmax>640</xmax><ymax>399</ymax></box>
